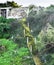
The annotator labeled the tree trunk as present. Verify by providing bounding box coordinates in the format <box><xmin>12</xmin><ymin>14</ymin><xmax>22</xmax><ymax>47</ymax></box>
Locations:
<box><xmin>20</xmin><ymin>19</ymin><xmax>43</xmax><ymax>65</ymax></box>
<box><xmin>32</xmin><ymin>55</ymin><xmax>43</xmax><ymax>65</ymax></box>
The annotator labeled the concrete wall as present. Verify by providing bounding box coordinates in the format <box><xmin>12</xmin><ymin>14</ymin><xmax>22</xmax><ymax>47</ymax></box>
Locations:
<box><xmin>7</xmin><ymin>7</ymin><xmax>28</xmax><ymax>19</ymax></box>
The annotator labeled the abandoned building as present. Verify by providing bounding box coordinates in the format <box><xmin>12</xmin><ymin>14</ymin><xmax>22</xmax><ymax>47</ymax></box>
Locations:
<box><xmin>0</xmin><ymin>7</ymin><xmax>28</xmax><ymax>19</ymax></box>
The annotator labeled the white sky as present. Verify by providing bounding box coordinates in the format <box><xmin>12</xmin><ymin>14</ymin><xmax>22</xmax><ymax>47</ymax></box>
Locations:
<box><xmin>0</xmin><ymin>0</ymin><xmax>54</xmax><ymax>7</ymax></box>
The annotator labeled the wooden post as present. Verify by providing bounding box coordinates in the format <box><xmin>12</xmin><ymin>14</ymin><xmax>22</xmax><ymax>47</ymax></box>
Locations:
<box><xmin>24</xmin><ymin>29</ymin><xmax>25</xmax><ymax>37</ymax></box>
<box><xmin>27</xmin><ymin>37</ymin><xmax>29</xmax><ymax>44</ymax></box>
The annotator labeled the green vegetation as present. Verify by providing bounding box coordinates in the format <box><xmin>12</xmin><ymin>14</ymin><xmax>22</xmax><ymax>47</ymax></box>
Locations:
<box><xmin>0</xmin><ymin>4</ymin><xmax>54</xmax><ymax>65</ymax></box>
<box><xmin>36</xmin><ymin>24</ymin><xmax>54</xmax><ymax>65</ymax></box>
<box><xmin>0</xmin><ymin>17</ymin><xmax>15</xmax><ymax>38</ymax></box>
<box><xmin>0</xmin><ymin>39</ymin><xmax>34</xmax><ymax>65</ymax></box>
<box><xmin>0</xmin><ymin>1</ymin><xmax>21</xmax><ymax>7</ymax></box>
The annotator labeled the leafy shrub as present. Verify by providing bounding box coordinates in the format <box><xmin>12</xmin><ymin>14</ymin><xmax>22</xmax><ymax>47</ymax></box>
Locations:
<box><xmin>36</xmin><ymin>23</ymin><xmax>54</xmax><ymax>65</ymax></box>
<box><xmin>0</xmin><ymin>39</ymin><xmax>17</xmax><ymax>65</ymax></box>
<box><xmin>0</xmin><ymin>17</ymin><xmax>15</xmax><ymax>38</ymax></box>
<box><xmin>0</xmin><ymin>39</ymin><xmax>34</xmax><ymax>65</ymax></box>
